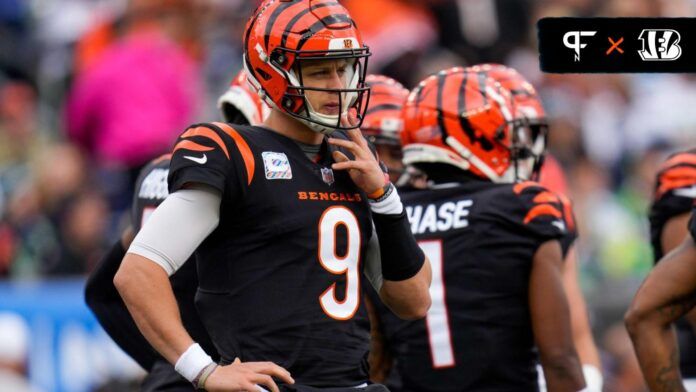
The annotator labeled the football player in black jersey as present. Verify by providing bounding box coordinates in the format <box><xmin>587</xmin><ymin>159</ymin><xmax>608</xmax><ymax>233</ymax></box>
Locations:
<box><xmin>626</xmin><ymin>149</ymin><xmax>696</xmax><ymax>391</ymax></box>
<box><xmin>114</xmin><ymin>1</ymin><xmax>431</xmax><ymax>391</ymax></box>
<box><xmin>85</xmin><ymin>69</ymin><xmax>267</xmax><ymax>391</ymax></box>
<box><xmin>372</xmin><ymin>67</ymin><xmax>584</xmax><ymax>391</ymax></box>
<box><xmin>473</xmin><ymin>63</ymin><xmax>603</xmax><ymax>391</ymax></box>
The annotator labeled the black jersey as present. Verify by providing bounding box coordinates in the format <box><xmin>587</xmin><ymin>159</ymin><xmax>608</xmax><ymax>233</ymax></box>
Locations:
<box><xmin>376</xmin><ymin>180</ymin><xmax>572</xmax><ymax>392</ymax></box>
<box><xmin>168</xmin><ymin>123</ymin><xmax>375</xmax><ymax>387</ymax></box>
<box><xmin>649</xmin><ymin>150</ymin><xmax>696</xmax><ymax>261</ymax></box>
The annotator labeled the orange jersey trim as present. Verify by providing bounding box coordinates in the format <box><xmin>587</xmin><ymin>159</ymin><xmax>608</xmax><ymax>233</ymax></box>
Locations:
<box><xmin>533</xmin><ymin>191</ymin><xmax>560</xmax><ymax>204</ymax></box>
<box><xmin>173</xmin><ymin>140</ymin><xmax>215</xmax><ymax>154</ymax></box>
<box><xmin>524</xmin><ymin>204</ymin><xmax>563</xmax><ymax>225</ymax></box>
<box><xmin>181</xmin><ymin>127</ymin><xmax>230</xmax><ymax>160</ymax></box>
<box><xmin>213</xmin><ymin>122</ymin><xmax>255</xmax><ymax>185</ymax></box>
<box><xmin>657</xmin><ymin>166</ymin><xmax>696</xmax><ymax>198</ymax></box>
<box><xmin>660</xmin><ymin>153</ymin><xmax>696</xmax><ymax>171</ymax></box>
<box><xmin>513</xmin><ymin>181</ymin><xmax>539</xmax><ymax>195</ymax></box>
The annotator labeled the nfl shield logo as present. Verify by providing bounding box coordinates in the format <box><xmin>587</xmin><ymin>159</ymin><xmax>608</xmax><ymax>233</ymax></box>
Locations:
<box><xmin>321</xmin><ymin>167</ymin><xmax>334</xmax><ymax>186</ymax></box>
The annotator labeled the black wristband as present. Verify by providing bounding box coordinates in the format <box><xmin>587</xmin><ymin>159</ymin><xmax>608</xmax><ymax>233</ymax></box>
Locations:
<box><xmin>372</xmin><ymin>210</ymin><xmax>425</xmax><ymax>281</ymax></box>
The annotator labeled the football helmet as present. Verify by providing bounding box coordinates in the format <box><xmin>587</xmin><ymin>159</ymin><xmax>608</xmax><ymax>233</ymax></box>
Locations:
<box><xmin>467</xmin><ymin>63</ymin><xmax>548</xmax><ymax>181</ymax></box>
<box><xmin>362</xmin><ymin>74</ymin><xmax>409</xmax><ymax>146</ymax></box>
<box><xmin>243</xmin><ymin>0</ymin><xmax>371</xmax><ymax>135</ymax></box>
<box><xmin>218</xmin><ymin>69</ymin><xmax>270</xmax><ymax>126</ymax></box>
<box><xmin>401</xmin><ymin>67</ymin><xmax>521</xmax><ymax>183</ymax></box>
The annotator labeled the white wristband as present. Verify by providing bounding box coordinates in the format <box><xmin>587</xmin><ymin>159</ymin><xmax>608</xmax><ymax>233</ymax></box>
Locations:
<box><xmin>369</xmin><ymin>186</ymin><xmax>403</xmax><ymax>215</ymax></box>
<box><xmin>579</xmin><ymin>364</ymin><xmax>603</xmax><ymax>392</ymax></box>
<box><xmin>174</xmin><ymin>343</ymin><xmax>214</xmax><ymax>383</ymax></box>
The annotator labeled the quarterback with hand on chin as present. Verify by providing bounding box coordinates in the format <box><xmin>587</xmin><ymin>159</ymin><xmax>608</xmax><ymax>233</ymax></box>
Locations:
<box><xmin>114</xmin><ymin>1</ymin><xmax>431</xmax><ymax>391</ymax></box>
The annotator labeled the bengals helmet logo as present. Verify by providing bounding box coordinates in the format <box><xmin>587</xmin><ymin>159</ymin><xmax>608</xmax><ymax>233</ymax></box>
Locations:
<box><xmin>344</xmin><ymin>39</ymin><xmax>353</xmax><ymax>49</ymax></box>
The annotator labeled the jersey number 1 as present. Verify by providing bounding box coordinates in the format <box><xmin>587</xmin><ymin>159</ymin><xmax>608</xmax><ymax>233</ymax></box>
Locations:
<box><xmin>420</xmin><ymin>240</ymin><xmax>456</xmax><ymax>368</ymax></box>
<box><xmin>318</xmin><ymin>206</ymin><xmax>361</xmax><ymax>320</ymax></box>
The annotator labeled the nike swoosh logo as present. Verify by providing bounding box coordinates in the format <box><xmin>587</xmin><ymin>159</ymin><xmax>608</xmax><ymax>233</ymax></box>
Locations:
<box><xmin>183</xmin><ymin>154</ymin><xmax>207</xmax><ymax>164</ymax></box>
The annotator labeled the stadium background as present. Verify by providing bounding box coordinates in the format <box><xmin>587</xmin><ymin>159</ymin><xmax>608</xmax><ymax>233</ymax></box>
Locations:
<box><xmin>0</xmin><ymin>0</ymin><xmax>695</xmax><ymax>390</ymax></box>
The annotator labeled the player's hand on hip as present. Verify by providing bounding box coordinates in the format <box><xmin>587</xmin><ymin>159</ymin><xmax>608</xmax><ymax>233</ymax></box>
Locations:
<box><xmin>203</xmin><ymin>357</ymin><xmax>294</xmax><ymax>392</ymax></box>
<box><xmin>329</xmin><ymin>112</ymin><xmax>387</xmax><ymax>195</ymax></box>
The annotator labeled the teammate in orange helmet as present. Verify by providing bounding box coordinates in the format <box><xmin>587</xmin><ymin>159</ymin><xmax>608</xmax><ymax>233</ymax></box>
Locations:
<box><xmin>370</xmin><ymin>67</ymin><xmax>584</xmax><ymax>391</ymax></box>
<box><xmin>468</xmin><ymin>63</ymin><xmax>603</xmax><ymax>392</ymax></box>
<box><xmin>361</xmin><ymin>75</ymin><xmax>410</xmax><ymax>183</ymax></box>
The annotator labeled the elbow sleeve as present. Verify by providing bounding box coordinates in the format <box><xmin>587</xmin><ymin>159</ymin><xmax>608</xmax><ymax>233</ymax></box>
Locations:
<box><xmin>128</xmin><ymin>187</ymin><xmax>221</xmax><ymax>276</ymax></box>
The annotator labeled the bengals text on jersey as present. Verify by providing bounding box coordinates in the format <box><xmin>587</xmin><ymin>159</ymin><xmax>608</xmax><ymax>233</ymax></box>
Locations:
<box><xmin>168</xmin><ymin>122</ymin><xmax>378</xmax><ymax>387</ymax></box>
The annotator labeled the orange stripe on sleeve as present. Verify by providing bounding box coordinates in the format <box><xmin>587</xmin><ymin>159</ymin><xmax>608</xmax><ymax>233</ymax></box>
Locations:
<box><xmin>173</xmin><ymin>140</ymin><xmax>215</xmax><ymax>154</ymax></box>
<box><xmin>213</xmin><ymin>122</ymin><xmax>255</xmax><ymax>185</ymax></box>
<box><xmin>513</xmin><ymin>181</ymin><xmax>539</xmax><ymax>195</ymax></box>
<box><xmin>181</xmin><ymin>127</ymin><xmax>230</xmax><ymax>160</ymax></box>
<box><xmin>657</xmin><ymin>166</ymin><xmax>696</xmax><ymax>198</ymax></box>
<box><xmin>523</xmin><ymin>204</ymin><xmax>563</xmax><ymax>225</ymax></box>
<box><xmin>660</xmin><ymin>153</ymin><xmax>696</xmax><ymax>171</ymax></box>
<box><xmin>533</xmin><ymin>191</ymin><xmax>560</xmax><ymax>204</ymax></box>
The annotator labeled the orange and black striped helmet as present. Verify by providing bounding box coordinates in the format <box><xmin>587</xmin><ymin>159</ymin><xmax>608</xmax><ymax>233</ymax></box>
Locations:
<box><xmin>243</xmin><ymin>0</ymin><xmax>371</xmax><ymax>135</ymax></box>
<box><xmin>400</xmin><ymin>67</ymin><xmax>519</xmax><ymax>182</ymax></box>
<box><xmin>467</xmin><ymin>63</ymin><xmax>548</xmax><ymax>181</ymax></box>
<box><xmin>218</xmin><ymin>69</ymin><xmax>270</xmax><ymax>126</ymax></box>
<box><xmin>468</xmin><ymin>64</ymin><xmax>546</xmax><ymax>126</ymax></box>
<box><xmin>362</xmin><ymin>75</ymin><xmax>409</xmax><ymax>146</ymax></box>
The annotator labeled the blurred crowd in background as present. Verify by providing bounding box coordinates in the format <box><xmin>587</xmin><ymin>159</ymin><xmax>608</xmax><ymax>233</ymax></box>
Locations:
<box><xmin>1</xmin><ymin>0</ymin><xmax>696</xmax><ymax>390</ymax></box>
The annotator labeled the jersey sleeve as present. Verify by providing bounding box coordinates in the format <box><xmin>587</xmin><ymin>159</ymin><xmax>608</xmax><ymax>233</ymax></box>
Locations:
<box><xmin>651</xmin><ymin>151</ymin><xmax>696</xmax><ymax>223</ymax></box>
<box><xmin>510</xmin><ymin>181</ymin><xmax>569</xmax><ymax>248</ymax></box>
<box><xmin>168</xmin><ymin>122</ymin><xmax>254</xmax><ymax>199</ymax></box>
<box><xmin>556</xmin><ymin>193</ymin><xmax>579</xmax><ymax>259</ymax></box>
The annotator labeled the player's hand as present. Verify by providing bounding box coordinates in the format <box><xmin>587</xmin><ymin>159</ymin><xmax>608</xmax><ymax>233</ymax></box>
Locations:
<box><xmin>203</xmin><ymin>357</ymin><xmax>294</xmax><ymax>392</ymax></box>
<box><xmin>329</xmin><ymin>112</ymin><xmax>387</xmax><ymax>195</ymax></box>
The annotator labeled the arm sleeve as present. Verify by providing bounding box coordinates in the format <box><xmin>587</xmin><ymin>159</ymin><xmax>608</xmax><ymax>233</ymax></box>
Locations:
<box><xmin>363</xmin><ymin>230</ymin><xmax>384</xmax><ymax>292</ymax></box>
<box><xmin>128</xmin><ymin>186</ymin><xmax>221</xmax><ymax>276</ymax></box>
<box><xmin>85</xmin><ymin>240</ymin><xmax>159</xmax><ymax>371</ymax></box>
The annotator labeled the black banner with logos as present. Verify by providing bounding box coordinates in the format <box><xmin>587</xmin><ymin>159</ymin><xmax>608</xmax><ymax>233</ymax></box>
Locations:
<box><xmin>538</xmin><ymin>18</ymin><xmax>696</xmax><ymax>73</ymax></box>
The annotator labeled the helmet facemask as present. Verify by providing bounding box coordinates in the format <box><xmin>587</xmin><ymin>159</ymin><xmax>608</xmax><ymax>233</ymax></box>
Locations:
<box><xmin>504</xmin><ymin>117</ymin><xmax>548</xmax><ymax>182</ymax></box>
<box><xmin>269</xmin><ymin>46</ymin><xmax>371</xmax><ymax>135</ymax></box>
